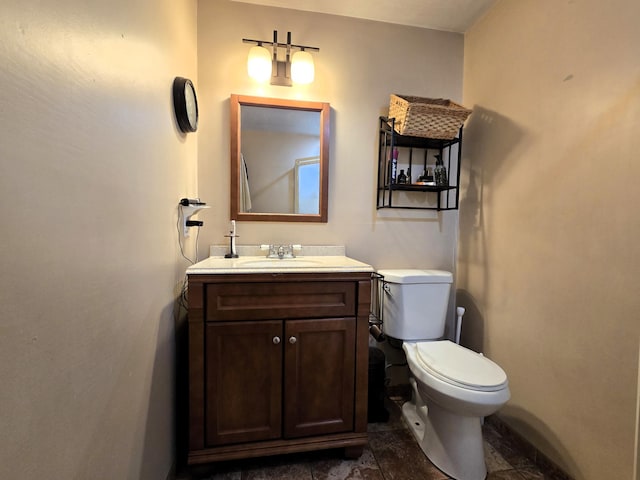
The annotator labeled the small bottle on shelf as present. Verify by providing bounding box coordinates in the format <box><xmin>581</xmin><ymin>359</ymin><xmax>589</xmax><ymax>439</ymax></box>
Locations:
<box><xmin>397</xmin><ymin>169</ymin><xmax>408</xmax><ymax>184</ymax></box>
<box><xmin>434</xmin><ymin>155</ymin><xmax>448</xmax><ymax>186</ymax></box>
<box><xmin>389</xmin><ymin>148</ymin><xmax>399</xmax><ymax>184</ymax></box>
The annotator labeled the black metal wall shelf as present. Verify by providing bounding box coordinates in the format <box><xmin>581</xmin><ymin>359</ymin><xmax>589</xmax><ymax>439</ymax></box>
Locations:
<box><xmin>376</xmin><ymin>117</ymin><xmax>463</xmax><ymax>211</ymax></box>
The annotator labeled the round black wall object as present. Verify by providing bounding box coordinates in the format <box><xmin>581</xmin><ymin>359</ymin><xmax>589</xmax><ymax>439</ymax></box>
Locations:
<box><xmin>173</xmin><ymin>77</ymin><xmax>198</xmax><ymax>133</ymax></box>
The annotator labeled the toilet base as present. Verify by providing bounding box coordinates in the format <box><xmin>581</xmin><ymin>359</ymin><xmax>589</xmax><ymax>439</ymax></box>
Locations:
<box><xmin>402</xmin><ymin>395</ymin><xmax>487</xmax><ymax>480</ymax></box>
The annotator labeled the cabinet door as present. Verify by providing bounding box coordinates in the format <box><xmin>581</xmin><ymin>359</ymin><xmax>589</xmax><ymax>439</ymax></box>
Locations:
<box><xmin>205</xmin><ymin>320</ymin><xmax>282</xmax><ymax>446</ymax></box>
<box><xmin>283</xmin><ymin>317</ymin><xmax>356</xmax><ymax>438</ymax></box>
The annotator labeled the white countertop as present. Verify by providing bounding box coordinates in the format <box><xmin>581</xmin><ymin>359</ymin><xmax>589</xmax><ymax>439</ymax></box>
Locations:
<box><xmin>186</xmin><ymin>255</ymin><xmax>374</xmax><ymax>275</ymax></box>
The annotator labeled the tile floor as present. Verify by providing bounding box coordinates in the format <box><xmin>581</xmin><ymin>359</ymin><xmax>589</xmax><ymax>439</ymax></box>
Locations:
<box><xmin>178</xmin><ymin>395</ymin><xmax>568</xmax><ymax>480</ymax></box>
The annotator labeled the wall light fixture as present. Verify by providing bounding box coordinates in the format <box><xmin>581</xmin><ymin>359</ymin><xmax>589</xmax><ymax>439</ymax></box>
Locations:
<box><xmin>243</xmin><ymin>31</ymin><xmax>319</xmax><ymax>86</ymax></box>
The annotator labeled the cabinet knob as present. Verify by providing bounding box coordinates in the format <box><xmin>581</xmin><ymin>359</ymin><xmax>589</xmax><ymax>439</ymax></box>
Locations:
<box><xmin>272</xmin><ymin>336</ymin><xmax>281</xmax><ymax>345</ymax></box>
<box><xmin>288</xmin><ymin>336</ymin><xmax>297</xmax><ymax>345</ymax></box>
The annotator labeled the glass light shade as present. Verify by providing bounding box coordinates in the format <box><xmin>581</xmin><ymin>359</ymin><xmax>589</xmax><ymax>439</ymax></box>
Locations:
<box><xmin>247</xmin><ymin>46</ymin><xmax>272</xmax><ymax>82</ymax></box>
<box><xmin>291</xmin><ymin>50</ymin><xmax>314</xmax><ymax>84</ymax></box>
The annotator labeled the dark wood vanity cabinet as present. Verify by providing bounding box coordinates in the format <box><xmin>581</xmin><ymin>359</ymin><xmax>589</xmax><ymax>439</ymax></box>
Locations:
<box><xmin>186</xmin><ymin>272</ymin><xmax>371</xmax><ymax>466</ymax></box>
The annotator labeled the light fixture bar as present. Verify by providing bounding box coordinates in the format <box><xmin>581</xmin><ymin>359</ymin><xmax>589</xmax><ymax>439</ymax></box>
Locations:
<box><xmin>242</xmin><ymin>30</ymin><xmax>318</xmax><ymax>86</ymax></box>
<box><xmin>241</xmin><ymin>39</ymin><xmax>320</xmax><ymax>52</ymax></box>
<box><xmin>241</xmin><ymin>33</ymin><xmax>320</xmax><ymax>53</ymax></box>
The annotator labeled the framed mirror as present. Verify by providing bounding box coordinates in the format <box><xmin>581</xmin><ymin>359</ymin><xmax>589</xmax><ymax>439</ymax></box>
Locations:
<box><xmin>230</xmin><ymin>94</ymin><xmax>330</xmax><ymax>222</ymax></box>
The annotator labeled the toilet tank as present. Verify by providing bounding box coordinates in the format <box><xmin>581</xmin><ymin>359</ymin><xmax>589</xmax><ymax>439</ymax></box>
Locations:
<box><xmin>377</xmin><ymin>269</ymin><xmax>453</xmax><ymax>341</ymax></box>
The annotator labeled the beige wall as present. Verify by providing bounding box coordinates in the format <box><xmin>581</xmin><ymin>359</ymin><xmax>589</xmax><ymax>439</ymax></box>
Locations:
<box><xmin>460</xmin><ymin>1</ymin><xmax>640</xmax><ymax>479</ymax></box>
<box><xmin>196</xmin><ymin>1</ymin><xmax>464</xmax><ymax>277</ymax></box>
<box><xmin>0</xmin><ymin>0</ymin><xmax>198</xmax><ymax>479</ymax></box>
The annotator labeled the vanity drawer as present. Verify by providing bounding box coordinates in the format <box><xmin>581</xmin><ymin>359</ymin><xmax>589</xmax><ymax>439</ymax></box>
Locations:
<box><xmin>205</xmin><ymin>281</ymin><xmax>357</xmax><ymax>321</ymax></box>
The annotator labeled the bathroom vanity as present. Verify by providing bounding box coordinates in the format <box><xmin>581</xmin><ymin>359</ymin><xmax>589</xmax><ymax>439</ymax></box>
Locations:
<box><xmin>185</xmin><ymin>253</ymin><xmax>373</xmax><ymax>466</ymax></box>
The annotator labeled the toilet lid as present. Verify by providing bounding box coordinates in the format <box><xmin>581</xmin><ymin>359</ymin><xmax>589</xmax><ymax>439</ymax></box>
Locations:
<box><xmin>416</xmin><ymin>341</ymin><xmax>508</xmax><ymax>392</ymax></box>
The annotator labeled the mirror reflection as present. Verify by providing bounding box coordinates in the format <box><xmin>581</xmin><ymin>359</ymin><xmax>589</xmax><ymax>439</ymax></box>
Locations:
<box><xmin>230</xmin><ymin>95</ymin><xmax>330</xmax><ymax>222</ymax></box>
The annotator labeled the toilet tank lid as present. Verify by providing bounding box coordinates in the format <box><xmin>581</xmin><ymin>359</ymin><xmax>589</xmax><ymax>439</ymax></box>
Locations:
<box><xmin>377</xmin><ymin>269</ymin><xmax>453</xmax><ymax>284</ymax></box>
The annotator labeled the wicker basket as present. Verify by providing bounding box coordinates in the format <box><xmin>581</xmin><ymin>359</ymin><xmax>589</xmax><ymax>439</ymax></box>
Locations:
<box><xmin>388</xmin><ymin>94</ymin><xmax>472</xmax><ymax>139</ymax></box>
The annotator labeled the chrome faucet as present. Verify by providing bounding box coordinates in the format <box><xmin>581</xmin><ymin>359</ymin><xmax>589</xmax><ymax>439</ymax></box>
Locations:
<box><xmin>261</xmin><ymin>244</ymin><xmax>301</xmax><ymax>259</ymax></box>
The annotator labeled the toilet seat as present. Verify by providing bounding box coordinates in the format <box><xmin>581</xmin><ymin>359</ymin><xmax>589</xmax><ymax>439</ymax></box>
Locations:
<box><xmin>415</xmin><ymin>341</ymin><xmax>508</xmax><ymax>392</ymax></box>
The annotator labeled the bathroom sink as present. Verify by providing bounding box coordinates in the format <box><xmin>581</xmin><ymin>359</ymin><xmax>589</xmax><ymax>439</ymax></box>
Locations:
<box><xmin>234</xmin><ymin>258</ymin><xmax>325</xmax><ymax>268</ymax></box>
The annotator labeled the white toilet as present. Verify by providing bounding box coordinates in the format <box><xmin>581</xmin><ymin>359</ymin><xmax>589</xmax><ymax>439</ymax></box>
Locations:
<box><xmin>378</xmin><ymin>269</ymin><xmax>510</xmax><ymax>480</ymax></box>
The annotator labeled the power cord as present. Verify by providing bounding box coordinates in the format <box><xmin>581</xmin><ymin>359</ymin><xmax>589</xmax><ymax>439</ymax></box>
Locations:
<box><xmin>173</xmin><ymin>274</ymin><xmax>188</xmax><ymax>323</ymax></box>
<box><xmin>175</xmin><ymin>204</ymin><xmax>202</xmax><ymax>321</ymax></box>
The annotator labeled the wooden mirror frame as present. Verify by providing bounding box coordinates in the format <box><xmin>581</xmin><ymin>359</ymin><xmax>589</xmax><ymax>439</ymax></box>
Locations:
<box><xmin>230</xmin><ymin>94</ymin><xmax>330</xmax><ymax>222</ymax></box>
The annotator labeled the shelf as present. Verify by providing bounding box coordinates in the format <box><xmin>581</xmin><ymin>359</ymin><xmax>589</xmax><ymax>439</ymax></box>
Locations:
<box><xmin>376</xmin><ymin>116</ymin><xmax>463</xmax><ymax>211</ymax></box>
<box><xmin>383</xmin><ymin>183</ymin><xmax>456</xmax><ymax>193</ymax></box>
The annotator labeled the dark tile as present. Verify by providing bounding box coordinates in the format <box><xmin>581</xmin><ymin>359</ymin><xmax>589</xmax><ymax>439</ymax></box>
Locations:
<box><xmin>516</xmin><ymin>470</ymin><xmax>546</xmax><ymax>480</ymax></box>
<box><xmin>310</xmin><ymin>445</ymin><xmax>384</xmax><ymax>480</ymax></box>
<box><xmin>242</xmin><ymin>460</ymin><xmax>312</xmax><ymax>480</ymax></box>
<box><xmin>484</xmin><ymin>417</ymin><xmax>573</xmax><ymax>480</ymax></box>
<box><xmin>209</xmin><ymin>471</ymin><xmax>242</xmax><ymax>480</ymax></box>
<box><xmin>367</xmin><ymin>396</ymin><xmax>405</xmax><ymax>433</ymax></box>
<box><xmin>179</xmin><ymin>462</ymin><xmax>241</xmax><ymax>480</ymax></box>
<box><xmin>486</xmin><ymin>471</ymin><xmax>526</xmax><ymax>480</ymax></box>
<box><xmin>483</xmin><ymin>420</ymin><xmax>538</xmax><ymax>471</ymax></box>
<box><xmin>368</xmin><ymin>429</ymin><xmax>449</xmax><ymax>480</ymax></box>
<box><xmin>516</xmin><ymin>465</ymin><xmax>570</xmax><ymax>480</ymax></box>
<box><xmin>484</xmin><ymin>440</ymin><xmax>516</xmax><ymax>473</ymax></box>
<box><xmin>531</xmin><ymin>455</ymin><xmax>574</xmax><ymax>480</ymax></box>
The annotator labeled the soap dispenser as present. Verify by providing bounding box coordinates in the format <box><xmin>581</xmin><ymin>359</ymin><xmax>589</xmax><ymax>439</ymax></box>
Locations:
<box><xmin>224</xmin><ymin>220</ymin><xmax>239</xmax><ymax>258</ymax></box>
